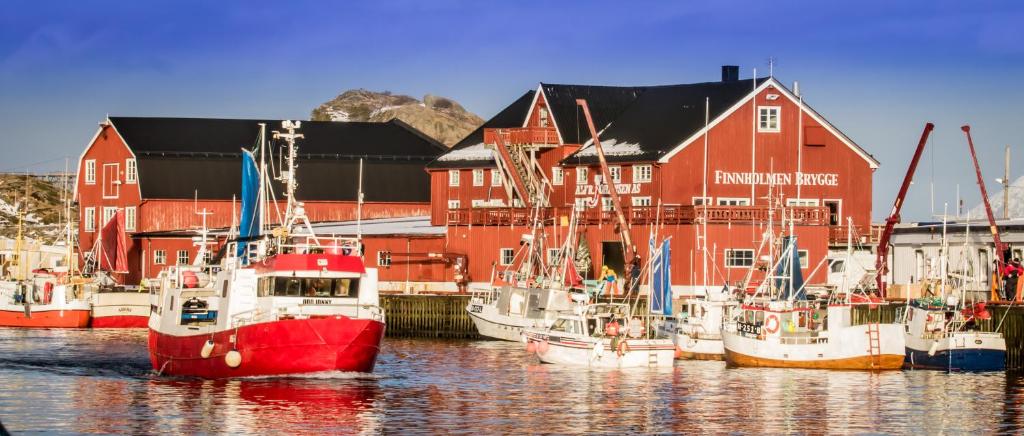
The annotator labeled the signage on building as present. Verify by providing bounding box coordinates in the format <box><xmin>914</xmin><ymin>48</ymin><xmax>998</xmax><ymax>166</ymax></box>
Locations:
<box><xmin>713</xmin><ymin>171</ymin><xmax>839</xmax><ymax>187</ymax></box>
<box><xmin>574</xmin><ymin>183</ymin><xmax>641</xmax><ymax>196</ymax></box>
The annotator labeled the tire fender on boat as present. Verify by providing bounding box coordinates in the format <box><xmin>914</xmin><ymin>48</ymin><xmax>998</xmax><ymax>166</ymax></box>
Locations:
<box><xmin>592</xmin><ymin>341</ymin><xmax>605</xmax><ymax>360</ymax></box>
<box><xmin>537</xmin><ymin>340</ymin><xmax>549</xmax><ymax>354</ymax></box>
<box><xmin>225</xmin><ymin>350</ymin><xmax>242</xmax><ymax>368</ymax></box>
<box><xmin>526</xmin><ymin>340</ymin><xmax>537</xmax><ymax>353</ymax></box>
<box><xmin>200</xmin><ymin>340</ymin><xmax>215</xmax><ymax>359</ymax></box>
<box><xmin>616</xmin><ymin>340</ymin><xmax>630</xmax><ymax>356</ymax></box>
<box><xmin>928</xmin><ymin>340</ymin><xmax>940</xmax><ymax>357</ymax></box>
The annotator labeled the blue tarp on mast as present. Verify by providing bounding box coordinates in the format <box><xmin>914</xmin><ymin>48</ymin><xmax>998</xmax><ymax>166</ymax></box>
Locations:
<box><xmin>777</xmin><ymin>236</ymin><xmax>805</xmax><ymax>300</ymax></box>
<box><xmin>237</xmin><ymin>150</ymin><xmax>261</xmax><ymax>260</ymax></box>
<box><xmin>650</xmin><ymin>238</ymin><xmax>672</xmax><ymax>315</ymax></box>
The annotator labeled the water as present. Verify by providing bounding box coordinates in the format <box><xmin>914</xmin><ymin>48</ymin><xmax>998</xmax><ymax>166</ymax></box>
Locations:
<box><xmin>1</xmin><ymin>329</ymin><xmax>1023</xmax><ymax>434</ymax></box>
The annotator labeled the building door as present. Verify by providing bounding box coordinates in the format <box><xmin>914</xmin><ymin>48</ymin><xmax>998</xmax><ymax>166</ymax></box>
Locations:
<box><xmin>824</xmin><ymin>200</ymin><xmax>841</xmax><ymax>226</ymax></box>
<box><xmin>103</xmin><ymin>163</ymin><xmax>120</xmax><ymax>198</ymax></box>
<box><xmin>601</xmin><ymin>241</ymin><xmax>626</xmax><ymax>281</ymax></box>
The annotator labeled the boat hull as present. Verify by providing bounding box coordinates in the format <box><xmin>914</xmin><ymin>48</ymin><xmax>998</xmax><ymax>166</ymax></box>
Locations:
<box><xmin>467</xmin><ymin>310</ymin><xmax>543</xmax><ymax>342</ymax></box>
<box><xmin>149</xmin><ymin>316</ymin><xmax>385</xmax><ymax>378</ymax></box>
<box><xmin>525</xmin><ymin>332</ymin><xmax>675</xmax><ymax>368</ymax></box>
<box><xmin>905</xmin><ymin>347</ymin><xmax>1005</xmax><ymax>371</ymax></box>
<box><xmin>673</xmin><ymin>335</ymin><xmax>725</xmax><ymax>361</ymax></box>
<box><xmin>91</xmin><ymin>292</ymin><xmax>150</xmax><ymax>328</ymax></box>
<box><xmin>0</xmin><ymin>308</ymin><xmax>91</xmax><ymax>328</ymax></box>
<box><xmin>722</xmin><ymin>323</ymin><xmax>906</xmax><ymax>370</ymax></box>
<box><xmin>724</xmin><ymin>348</ymin><xmax>905</xmax><ymax>369</ymax></box>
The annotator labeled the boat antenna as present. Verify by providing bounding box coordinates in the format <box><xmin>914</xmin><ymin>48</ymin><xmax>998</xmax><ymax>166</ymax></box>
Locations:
<box><xmin>357</xmin><ymin>158</ymin><xmax>364</xmax><ymax>240</ymax></box>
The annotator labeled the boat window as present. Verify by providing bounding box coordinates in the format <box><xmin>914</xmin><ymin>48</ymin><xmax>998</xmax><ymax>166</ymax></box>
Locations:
<box><xmin>265</xmin><ymin>277</ymin><xmax>360</xmax><ymax>298</ymax></box>
<box><xmin>550</xmin><ymin>318</ymin><xmax>571</xmax><ymax>333</ymax></box>
<box><xmin>333</xmin><ymin>278</ymin><xmax>358</xmax><ymax>297</ymax></box>
<box><xmin>304</xmin><ymin>278</ymin><xmax>333</xmax><ymax>297</ymax></box>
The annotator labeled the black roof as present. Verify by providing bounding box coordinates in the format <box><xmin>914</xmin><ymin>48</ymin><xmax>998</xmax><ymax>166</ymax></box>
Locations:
<box><xmin>564</xmin><ymin>78</ymin><xmax>768</xmax><ymax>164</ymax></box>
<box><xmin>110</xmin><ymin>117</ymin><xmax>445</xmax><ymax>201</ymax></box>
<box><xmin>540</xmin><ymin>83</ymin><xmax>646</xmax><ymax>145</ymax></box>
<box><xmin>426</xmin><ymin>91</ymin><xmax>535</xmax><ymax>169</ymax></box>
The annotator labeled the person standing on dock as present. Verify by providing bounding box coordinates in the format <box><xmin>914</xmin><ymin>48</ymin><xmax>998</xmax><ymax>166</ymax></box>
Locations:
<box><xmin>1003</xmin><ymin>260</ymin><xmax>1020</xmax><ymax>301</ymax></box>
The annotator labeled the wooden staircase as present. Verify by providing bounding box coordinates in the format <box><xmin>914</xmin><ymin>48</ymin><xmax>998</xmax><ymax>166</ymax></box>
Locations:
<box><xmin>487</xmin><ymin>128</ymin><xmax>550</xmax><ymax>208</ymax></box>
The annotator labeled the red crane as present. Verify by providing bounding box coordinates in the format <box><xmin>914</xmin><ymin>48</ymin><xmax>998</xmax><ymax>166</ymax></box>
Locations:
<box><xmin>576</xmin><ymin>99</ymin><xmax>636</xmax><ymax>263</ymax></box>
<box><xmin>962</xmin><ymin>125</ymin><xmax>1008</xmax><ymax>294</ymax></box>
<box><xmin>876</xmin><ymin>123</ymin><xmax>934</xmax><ymax>296</ymax></box>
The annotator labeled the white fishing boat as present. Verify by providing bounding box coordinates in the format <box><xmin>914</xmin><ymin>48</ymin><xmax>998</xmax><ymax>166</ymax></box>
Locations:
<box><xmin>524</xmin><ymin>303</ymin><xmax>675</xmax><ymax>368</ymax></box>
<box><xmin>662</xmin><ymin>286</ymin><xmax>738</xmax><ymax>360</ymax></box>
<box><xmin>722</xmin><ymin>221</ymin><xmax>905</xmax><ymax>370</ymax></box>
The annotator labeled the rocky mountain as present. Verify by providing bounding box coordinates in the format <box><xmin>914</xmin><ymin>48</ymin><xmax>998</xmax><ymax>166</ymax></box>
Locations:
<box><xmin>970</xmin><ymin>175</ymin><xmax>1024</xmax><ymax>220</ymax></box>
<box><xmin>0</xmin><ymin>174</ymin><xmax>70</xmax><ymax>240</ymax></box>
<box><xmin>311</xmin><ymin>90</ymin><xmax>483</xmax><ymax>147</ymax></box>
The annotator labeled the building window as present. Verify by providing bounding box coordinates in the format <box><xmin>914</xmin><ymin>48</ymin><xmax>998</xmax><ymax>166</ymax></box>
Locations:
<box><xmin>725</xmin><ymin>249</ymin><xmax>755</xmax><ymax>268</ymax></box>
<box><xmin>176</xmin><ymin>250</ymin><xmax>189</xmax><ymax>265</ymax></box>
<box><xmin>609</xmin><ymin>166</ymin><xmax>621</xmax><ymax>183</ymax></box>
<box><xmin>84</xmin><ymin>207</ymin><xmax>95</xmax><ymax>232</ymax></box>
<box><xmin>576</xmin><ymin>167</ymin><xmax>588</xmax><ymax>184</ymax></box>
<box><xmin>633</xmin><ymin>165</ymin><xmax>652</xmax><ymax>183</ymax></box>
<box><xmin>547</xmin><ymin>248</ymin><xmax>561</xmax><ymax>264</ymax></box>
<box><xmin>448</xmin><ymin>170</ymin><xmax>460</xmax><ymax>187</ymax></box>
<box><xmin>377</xmin><ymin>251</ymin><xmax>392</xmax><ymax>267</ymax></box>
<box><xmin>472</xmin><ymin>169</ymin><xmax>484</xmax><ymax>187</ymax></box>
<box><xmin>125</xmin><ymin>159</ymin><xmax>137</xmax><ymax>184</ymax></box>
<box><xmin>830</xmin><ymin>259</ymin><xmax>845</xmax><ymax>273</ymax></box>
<box><xmin>786</xmin><ymin>198</ymin><xmax>820</xmax><ymax>207</ymax></box>
<box><xmin>632</xmin><ymin>196</ymin><xmax>652</xmax><ymax>207</ymax></box>
<box><xmin>490</xmin><ymin>169</ymin><xmax>502</xmax><ymax>186</ymax></box>
<box><xmin>601</xmin><ymin>197</ymin><xmax>614</xmax><ymax>212</ymax></box>
<box><xmin>102</xmin><ymin>207</ymin><xmax>117</xmax><ymax>227</ymax></box>
<box><xmin>85</xmin><ymin>160</ymin><xmax>96</xmax><ymax>184</ymax></box>
<box><xmin>717</xmin><ymin>198</ymin><xmax>751</xmax><ymax>206</ymax></box>
<box><xmin>758</xmin><ymin>106</ymin><xmax>780</xmax><ymax>132</ymax></box>
<box><xmin>552</xmin><ymin>167</ymin><xmax>563</xmax><ymax>186</ymax></box>
<box><xmin>125</xmin><ymin>207</ymin><xmax>136</xmax><ymax>231</ymax></box>
<box><xmin>154</xmin><ymin>250</ymin><xmax>166</xmax><ymax>265</ymax></box>
<box><xmin>202</xmin><ymin>250</ymin><xmax>213</xmax><ymax>265</ymax></box>
<box><xmin>692</xmin><ymin>197</ymin><xmax>711</xmax><ymax>206</ymax></box>
<box><xmin>539</xmin><ymin>107</ymin><xmax>549</xmax><ymax>127</ymax></box>
<box><xmin>798</xmin><ymin>250</ymin><xmax>809</xmax><ymax>268</ymax></box>
<box><xmin>979</xmin><ymin>250</ymin><xmax>990</xmax><ymax>283</ymax></box>
<box><xmin>448</xmin><ymin>200</ymin><xmax>460</xmax><ymax>209</ymax></box>
<box><xmin>499</xmin><ymin>248</ymin><xmax>515</xmax><ymax>266</ymax></box>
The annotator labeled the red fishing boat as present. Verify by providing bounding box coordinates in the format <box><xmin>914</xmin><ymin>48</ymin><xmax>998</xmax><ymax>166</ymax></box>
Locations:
<box><xmin>147</xmin><ymin>120</ymin><xmax>385</xmax><ymax>378</ymax></box>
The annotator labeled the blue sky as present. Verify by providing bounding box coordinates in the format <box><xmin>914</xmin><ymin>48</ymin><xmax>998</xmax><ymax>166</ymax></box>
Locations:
<box><xmin>1</xmin><ymin>0</ymin><xmax>1022</xmax><ymax>220</ymax></box>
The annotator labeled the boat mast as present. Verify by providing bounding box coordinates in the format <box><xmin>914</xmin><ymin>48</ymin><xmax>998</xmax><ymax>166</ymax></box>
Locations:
<box><xmin>272</xmin><ymin>121</ymin><xmax>318</xmax><ymax>245</ymax></box>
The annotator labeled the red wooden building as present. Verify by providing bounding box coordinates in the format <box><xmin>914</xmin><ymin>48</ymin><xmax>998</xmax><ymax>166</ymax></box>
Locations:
<box><xmin>427</xmin><ymin>66</ymin><xmax>879</xmax><ymax>294</ymax></box>
<box><xmin>75</xmin><ymin>117</ymin><xmax>445</xmax><ymax>285</ymax></box>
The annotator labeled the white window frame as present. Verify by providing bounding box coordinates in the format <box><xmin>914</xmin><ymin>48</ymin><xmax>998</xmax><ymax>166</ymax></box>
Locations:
<box><xmin>692</xmin><ymin>196</ymin><xmax>711</xmax><ymax>206</ymax></box>
<box><xmin>102</xmin><ymin>207</ymin><xmax>117</xmax><ymax>227</ymax></box>
<box><xmin>786</xmin><ymin>198</ymin><xmax>820</xmax><ymax>207</ymax></box>
<box><xmin>798</xmin><ymin>250</ymin><xmax>809</xmax><ymax>268</ymax></box>
<box><xmin>177</xmin><ymin>250</ymin><xmax>189</xmax><ymax>265</ymax></box>
<box><xmin>576</xmin><ymin>167</ymin><xmax>588</xmax><ymax>184</ymax></box>
<box><xmin>102</xmin><ymin>163</ymin><xmax>120</xmax><ymax>199</ymax></box>
<box><xmin>633</xmin><ymin>164</ymin><xmax>652</xmax><ymax>183</ymax></box>
<box><xmin>547</xmin><ymin>248</ymin><xmax>561</xmax><ymax>264</ymax></box>
<box><xmin>823</xmin><ymin>199</ymin><xmax>843</xmax><ymax>226</ymax></box>
<box><xmin>377</xmin><ymin>251</ymin><xmax>392</xmax><ymax>267</ymax></box>
<box><xmin>631</xmin><ymin>196</ymin><xmax>652</xmax><ymax>207</ymax></box>
<box><xmin>125</xmin><ymin>158</ymin><xmax>137</xmax><ymax>184</ymax></box>
<box><xmin>717</xmin><ymin>197</ymin><xmax>751</xmax><ymax>206</ymax></box>
<box><xmin>552</xmin><ymin>167</ymin><xmax>563</xmax><ymax>186</ymax></box>
<box><xmin>499</xmin><ymin>248</ymin><xmax>515</xmax><ymax>266</ymax></box>
<box><xmin>609</xmin><ymin>166</ymin><xmax>621</xmax><ymax>183</ymax></box>
<box><xmin>758</xmin><ymin>106</ymin><xmax>781</xmax><ymax>133</ymax></box>
<box><xmin>490</xmin><ymin>169</ymin><xmax>502</xmax><ymax>187</ymax></box>
<box><xmin>539</xmin><ymin>107</ymin><xmax>549</xmax><ymax>127</ymax></box>
<box><xmin>154</xmin><ymin>250</ymin><xmax>166</xmax><ymax>265</ymax></box>
<box><xmin>601</xmin><ymin>197</ymin><xmax>614</xmax><ymax>212</ymax></box>
<box><xmin>84</xmin><ymin>207</ymin><xmax>95</xmax><ymax>232</ymax></box>
<box><xmin>448</xmin><ymin>200</ymin><xmax>460</xmax><ymax>209</ymax></box>
<box><xmin>725</xmin><ymin>249</ymin><xmax>755</xmax><ymax>268</ymax></box>
<box><xmin>448</xmin><ymin>169</ymin><xmax>460</xmax><ymax>187</ymax></box>
<box><xmin>125</xmin><ymin>206</ymin><xmax>136</xmax><ymax>231</ymax></box>
<box><xmin>472</xmin><ymin>169</ymin><xmax>484</xmax><ymax>187</ymax></box>
<box><xmin>85</xmin><ymin>160</ymin><xmax>96</xmax><ymax>185</ymax></box>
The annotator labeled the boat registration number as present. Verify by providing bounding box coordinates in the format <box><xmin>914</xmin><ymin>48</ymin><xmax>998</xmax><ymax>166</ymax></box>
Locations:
<box><xmin>737</xmin><ymin>322</ymin><xmax>762</xmax><ymax>335</ymax></box>
<box><xmin>469</xmin><ymin>304</ymin><xmax>483</xmax><ymax>313</ymax></box>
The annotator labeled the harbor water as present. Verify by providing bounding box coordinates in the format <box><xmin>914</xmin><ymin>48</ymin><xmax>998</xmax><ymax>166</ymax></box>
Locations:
<box><xmin>1</xmin><ymin>328</ymin><xmax>1023</xmax><ymax>434</ymax></box>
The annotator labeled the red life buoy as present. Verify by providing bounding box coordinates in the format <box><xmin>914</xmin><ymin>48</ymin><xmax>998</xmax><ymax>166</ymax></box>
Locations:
<box><xmin>617</xmin><ymin>340</ymin><xmax>630</xmax><ymax>356</ymax></box>
<box><xmin>764</xmin><ymin>314</ymin><xmax>780</xmax><ymax>334</ymax></box>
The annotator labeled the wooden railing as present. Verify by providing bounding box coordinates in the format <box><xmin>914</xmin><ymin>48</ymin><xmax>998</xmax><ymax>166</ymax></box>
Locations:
<box><xmin>446</xmin><ymin>205</ymin><xmax>831</xmax><ymax>227</ymax></box>
<box><xmin>483</xmin><ymin>127</ymin><xmax>559</xmax><ymax>146</ymax></box>
<box><xmin>828</xmin><ymin>224</ymin><xmax>883</xmax><ymax>245</ymax></box>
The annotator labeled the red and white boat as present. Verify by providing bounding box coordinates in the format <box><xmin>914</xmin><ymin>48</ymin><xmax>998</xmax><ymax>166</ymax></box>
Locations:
<box><xmin>0</xmin><ymin>275</ymin><xmax>91</xmax><ymax>328</ymax></box>
<box><xmin>90</xmin><ymin>287</ymin><xmax>150</xmax><ymax>328</ymax></box>
<box><xmin>147</xmin><ymin>120</ymin><xmax>386</xmax><ymax>378</ymax></box>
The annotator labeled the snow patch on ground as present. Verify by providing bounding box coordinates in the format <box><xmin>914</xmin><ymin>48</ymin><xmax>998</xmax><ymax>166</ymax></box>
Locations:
<box><xmin>574</xmin><ymin>138</ymin><xmax>644</xmax><ymax>157</ymax></box>
<box><xmin>370</xmin><ymin>105</ymin><xmax>402</xmax><ymax>118</ymax></box>
<box><xmin>327</xmin><ymin>109</ymin><xmax>350</xmax><ymax>122</ymax></box>
<box><xmin>437</xmin><ymin>142</ymin><xmax>495</xmax><ymax>162</ymax></box>
<box><xmin>0</xmin><ymin>197</ymin><xmax>39</xmax><ymax>224</ymax></box>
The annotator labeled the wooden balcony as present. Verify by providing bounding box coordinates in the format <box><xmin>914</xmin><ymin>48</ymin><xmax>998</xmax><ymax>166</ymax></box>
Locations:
<box><xmin>446</xmin><ymin>205</ymin><xmax>831</xmax><ymax>227</ymax></box>
<box><xmin>828</xmin><ymin>224</ymin><xmax>883</xmax><ymax>245</ymax></box>
<box><xmin>483</xmin><ymin>127</ymin><xmax>560</xmax><ymax>147</ymax></box>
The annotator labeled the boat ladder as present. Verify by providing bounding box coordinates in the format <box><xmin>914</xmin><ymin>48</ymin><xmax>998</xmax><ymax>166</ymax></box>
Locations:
<box><xmin>866</xmin><ymin>323</ymin><xmax>881</xmax><ymax>368</ymax></box>
<box><xmin>648</xmin><ymin>351</ymin><xmax>659</xmax><ymax>367</ymax></box>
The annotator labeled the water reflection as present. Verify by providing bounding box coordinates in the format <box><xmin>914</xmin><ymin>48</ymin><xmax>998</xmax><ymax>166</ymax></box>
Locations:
<box><xmin>1</xmin><ymin>329</ymin><xmax>1023</xmax><ymax>434</ymax></box>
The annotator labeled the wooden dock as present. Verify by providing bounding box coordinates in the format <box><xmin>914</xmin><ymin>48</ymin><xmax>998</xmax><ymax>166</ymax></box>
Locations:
<box><xmin>381</xmin><ymin>294</ymin><xmax>480</xmax><ymax>339</ymax></box>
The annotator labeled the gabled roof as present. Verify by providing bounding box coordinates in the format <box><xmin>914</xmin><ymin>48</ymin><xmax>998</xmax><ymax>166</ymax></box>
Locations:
<box><xmin>107</xmin><ymin>117</ymin><xmax>445</xmax><ymax>201</ymax></box>
<box><xmin>427</xmin><ymin>91</ymin><xmax>535</xmax><ymax>169</ymax></box>
<box><xmin>538</xmin><ymin>84</ymin><xmax>647</xmax><ymax>145</ymax></box>
<box><xmin>562</xmin><ymin>79</ymin><xmax>767</xmax><ymax>164</ymax></box>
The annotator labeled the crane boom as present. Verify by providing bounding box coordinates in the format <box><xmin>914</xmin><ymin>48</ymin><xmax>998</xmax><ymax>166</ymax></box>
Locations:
<box><xmin>876</xmin><ymin>123</ymin><xmax>934</xmax><ymax>296</ymax></box>
<box><xmin>576</xmin><ymin>99</ymin><xmax>635</xmax><ymax>262</ymax></box>
<box><xmin>962</xmin><ymin>125</ymin><xmax>1008</xmax><ymax>270</ymax></box>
